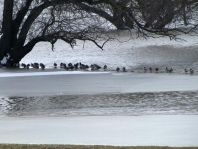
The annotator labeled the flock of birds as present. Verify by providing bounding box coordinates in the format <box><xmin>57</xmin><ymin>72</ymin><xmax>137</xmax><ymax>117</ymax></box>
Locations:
<box><xmin>19</xmin><ymin>62</ymin><xmax>196</xmax><ymax>74</ymax></box>
<box><xmin>142</xmin><ymin>67</ymin><xmax>195</xmax><ymax>74</ymax></box>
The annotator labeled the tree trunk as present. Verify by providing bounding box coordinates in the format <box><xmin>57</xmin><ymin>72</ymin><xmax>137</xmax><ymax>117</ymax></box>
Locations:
<box><xmin>5</xmin><ymin>46</ymin><xmax>32</xmax><ymax>67</ymax></box>
<box><xmin>0</xmin><ymin>0</ymin><xmax>14</xmax><ymax>59</ymax></box>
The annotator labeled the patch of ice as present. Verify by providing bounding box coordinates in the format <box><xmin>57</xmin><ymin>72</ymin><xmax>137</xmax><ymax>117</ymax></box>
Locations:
<box><xmin>0</xmin><ymin>71</ymin><xmax>110</xmax><ymax>78</ymax></box>
<box><xmin>0</xmin><ymin>115</ymin><xmax>198</xmax><ymax>146</ymax></box>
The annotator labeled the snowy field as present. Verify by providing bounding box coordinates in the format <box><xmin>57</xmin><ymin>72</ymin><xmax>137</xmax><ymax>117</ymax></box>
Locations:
<box><xmin>1</xmin><ymin>32</ymin><xmax>198</xmax><ymax>146</ymax></box>
<box><xmin>0</xmin><ymin>115</ymin><xmax>198</xmax><ymax>147</ymax></box>
<box><xmin>21</xmin><ymin>31</ymin><xmax>198</xmax><ymax>72</ymax></box>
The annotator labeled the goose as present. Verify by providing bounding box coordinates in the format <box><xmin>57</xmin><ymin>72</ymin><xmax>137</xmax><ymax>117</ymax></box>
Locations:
<box><xmin>184</xmin><ymin>68</ymin><xmax>188</xmax><ymax>73</ymax></box>
<box><xmin>149</xmin><ymin>67</ymin><xmax>152</xmax><ymax>73</ymax></box>
<box><xmin>21</xmin><ymin>63</ymin><xmax>27</xmax><ymax>69</ymax></box>
<box><xmin>54</xmin><ymin>63</ymin><xmax>57</xmax><ymax>68</ymax></box>
<box><xmin>155</xmin><ymin>68</ymin><xmax>159</xmax><ymax>73</ymax></box>
<box><xmin>116</xmin><ymin>67</ymin><xmax>120</xmax><ymax>72</ymax></box>
<box><xmin>103</xmin><ymin>65</ymin><xmax>107</xmax><ymax>71</ymax></box>
<box><xmin>40</xmin><ymin>63</ymin><xmax>45</xmax><ymax>70</ymax></box>
<box><xmin>143</xmin><ymin>67</ymin><xmax>147</xmax><ymax>73</ymax></box>
<box><xmin>190</xmin><ymin>68</ymin><xmax>194</xmax><ymax>74</ymax></box>
<box><xmin>122</xmin><ymin>67</ymin><xmax>127</xmax><ymax>72</ymax></box>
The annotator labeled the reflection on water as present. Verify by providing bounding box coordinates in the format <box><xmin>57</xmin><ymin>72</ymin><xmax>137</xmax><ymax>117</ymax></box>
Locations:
<box><xmin>1</xmin><ymin>91</ymin><xmax>198</xmax><ymax>117</ymax></box>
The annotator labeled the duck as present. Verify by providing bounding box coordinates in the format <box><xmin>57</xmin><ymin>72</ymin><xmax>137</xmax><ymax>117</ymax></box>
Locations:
<box><xmin>122</xmin><ymin>67</ymin><xmax>127</xmax><ymax>72</ymax></box>
<box><xmin>169</xmin><ymin>68</ymin><xmax>173</xmax><ymax>73</ymax></box>
<box><xmin>60</xmin><ymin>63</ymin><xmax>67</xmax><ymax>69</ymax></box>
<box><xmin>116</xmin><ymin>67</ymin><xmax>120</xmax><ymax>72</ymax></box>
<box><xmin>40</xmin><ymin>63</ymin><xmax>45</xmax><ymax>70</ymax></box>
<box><xmin>74</xmin><ymin>63</ymin><xmax>79</xmax><ymax>70</ymax></box>
<box><xmin>143</xmin><ymin>67</ymin><xmax>147</xmax><ymax>73</ymax></box>
<box><xmin>166</xmin><ymin>67</ymin><xmax>173</xmax><ymax>73</ymax></box>
<box><xmin>54</xmin><ymin>63</ymin><xmax>57</xmax><ymax>68</ymax></box>
<box><xmin>155</xmin><ymin>68</ymin><xmax>159</xmax><ymax>73</ymax></box>
<box><xmin>21</xmin><ymin>63</ymin><xmax>27</xmax><ymax>69</ymax></box>
<box><xmin>33</xmin><ymin>63</ymin><xmax>39</xmax><ymax>69</ymax></box>
<box><xmin>184</xmin><ymin>68</ymin><xmax>188</xmax><ymax>73</ymax></box>
<box><xmin>149</xmin><ymin>67</ymin><xmax>152</xmax><ymax>73</ymax></box>
<box><xmin>90</xmin><ymin>64</ymin><xmax>101</xmax><ymax>71</ymax></box>
<box><xmin>190</xmin><ymin>68</ymin><xmax>194</xmax><ymax>74</ymax></box>
<box><xmin>26</xmin><ymin>64</ymin><xmax>30</xmax><ymax>69</ymax></box>
<box><xmin>62</xmin><ymin>63</ymin><xmax>68</xmax><ymax>70</ymax></box>
<box><xmin>103</xmin><ymin>65</ymin><xmax>107</xmax><ymax>71</ymax></box>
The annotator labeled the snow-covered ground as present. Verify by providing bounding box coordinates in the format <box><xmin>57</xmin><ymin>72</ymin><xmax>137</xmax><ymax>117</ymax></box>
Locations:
<box><xmin>21</xmin><ymin>31</ymin><xmax>198</xmax><ymax>71</ymax></box>
<box><xmin>0</xmin><ymin>70</ymin><xmax>109</xmax><ymax>78</ymax></box>
<box><xmin>0</xmin><ymin>115</ymin><xmax>198</xmax><ymax>147</ymax></box>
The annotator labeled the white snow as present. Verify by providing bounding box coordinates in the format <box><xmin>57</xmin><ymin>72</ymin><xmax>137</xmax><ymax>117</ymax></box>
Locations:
<box><xmin>0</xmin><ymin>115</ymin><xmax>198</xmax><ymax>147</ymax></box>
<box><xmin>0</xmin><ymin>56</ymin><xmax>7</xmax><ymax>65</ymax></box>
<box><xmin>0</xmin><ymin>53</ymin><xmax>10</xmax><ymax>65</ymax></box>
<box><xmin>0</xmin><ymin>71</ymin><xmax>109</xmax><ymax>78</ymax></box>
<box><xmin>21</xmin><ymin>31</ymin><xmax>198</xmax><ymax>69</ymax></box>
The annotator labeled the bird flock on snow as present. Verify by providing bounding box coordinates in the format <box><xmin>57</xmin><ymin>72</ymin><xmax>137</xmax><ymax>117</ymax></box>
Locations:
<box><xmin>13</xmin><ymin>62</ymin><xmax>196</xmax><ymax>74</ymax></box>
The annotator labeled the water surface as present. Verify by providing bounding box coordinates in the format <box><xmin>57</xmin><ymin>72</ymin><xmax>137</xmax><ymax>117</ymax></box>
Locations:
<box><xmin>1</xmin><ymin>91</ymin><xmax>198</xmax><ymax>117</ymax></box>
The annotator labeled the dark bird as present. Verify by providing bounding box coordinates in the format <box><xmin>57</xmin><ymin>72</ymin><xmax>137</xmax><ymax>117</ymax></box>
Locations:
<box><xmin>91</xmin><ymin>64</ymin><xmax>101</xmax><ymax>71</ymax></box>
<box><xmin>122</xmin><ymin>67</ymin><xmax>127</xmax><ymax>72</ymax></box>
<box><xmin>184</xmin><ymin>68</ymin><xmax>188</xmax><ymax>73</ymax></box>
<box><xmin>26</xmin><ymin>64</ymin><xmax>30</xmax><ymax>69</ymax></box>
<box><xmin>33</xmin><ymin>63</ymin><xmax>39</xmax><ymax>69</ymax></box>
<box><xmin>166</xmin><ymin>67</ymin><xmax>173</xmax><ymax>73</ymax></box>
<box><xmin>190</xmin><ymin>68</ymin><xmax>194</xmax><ymax>74</ymax></box>
<box><xmin>116</xmin><ymin>67</ymin><xmax>120</xmax><ymax>72</ymax></box>
<box><xmin>68</xmin><ymin>63</ymin><xmax>74</xmax><ymax>70</ymax></box>
<box><xmin>62</xmin><ymin>63</ymin><xmax>68</xmax><ymax>70</ymax></box>
<box><xmin>149</xmin><ymin>67</ymin><xmax>152</xmax><ymax>73</ymax></box>
<box><xmin>54</xmin><ymin>63</ymin><xmax>57</xmax><ymax>68</ymax></box>
<box><xmin>155</xmin><ymin>68</ymin><xmax>159</xmax><ymax>73</ymax></box>
<box><xmin>21</xmin><ymin>63</ymin><xmax>27</xmax><ymax>69</ymax></box>
<box><xmin>40</xmin><ymin>63</ymin><xmax>45</xmax><ymax>70</ymax></box>
<box><xmin>74</xmin><ymin>63</ymin><xmax>79</xmax><ymax>70</ymax></box>
<box><xmin>143</xmin><ymin>67</ymin><xmax>147</xmax><ymax>73</ymax></box>
<box><xmin>103</xmin><ymin>65</ymin><xmax>107</xmax><ymax>71</ymax></box>
<box><xmin>60</xmin><ymin>63</ymin><xmax>66</xmax><ymax>69</ymax></box>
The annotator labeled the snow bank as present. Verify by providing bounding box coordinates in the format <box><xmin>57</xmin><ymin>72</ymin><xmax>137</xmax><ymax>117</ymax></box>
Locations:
<box><xmin>0</xmin><ymin>71</ymin><xmax>110</xmax><ymax>78</ymax></box>
<box><xmin>0</xmin><ymin>115</ymin><xmax>198</xmax><ymax>146</ymax></box>
<box><xmin>21</xmin><ymin>31</ymin><xmax>198</xmax><ymax>70</ymax></box>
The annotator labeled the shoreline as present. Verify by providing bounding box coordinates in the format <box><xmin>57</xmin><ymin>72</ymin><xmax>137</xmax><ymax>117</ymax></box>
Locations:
<box><xmin>0</xmin><ymin>144</ymin><xmax>198</xmax><ymax>149</ymax></box>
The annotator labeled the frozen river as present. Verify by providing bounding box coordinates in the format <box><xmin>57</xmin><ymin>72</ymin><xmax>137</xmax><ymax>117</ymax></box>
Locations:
<box><xmin>1</xmin><ymin>91</ymin><xmax>198</xmax><ymax>117</ymax></box>
<box><xmin>0</xmin><ymin>71</ymin><xmax>198</xmax><ymax>146</ymax></box>
<box><xmin>1</xmin><ymin>71</ymin><xmax>198</xmax><ymax>96</ymax></box>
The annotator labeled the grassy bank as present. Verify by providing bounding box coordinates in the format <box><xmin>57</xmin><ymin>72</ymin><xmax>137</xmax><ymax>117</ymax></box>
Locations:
<box><xmin>0</xmin><ymin>144</ymin><xmax>197</xmax><ymax>149</ymax></box>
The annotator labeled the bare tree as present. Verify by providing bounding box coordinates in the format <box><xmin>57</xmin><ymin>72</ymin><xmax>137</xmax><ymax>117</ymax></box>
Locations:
<box><xmin>1</xmin><ymin>0</ymin><xmax>198</xmax><ymax>67</ymax></box>
<box><xmin>0</xmin><ymin>0</ymin><xmax>112</xmax><ymax>67</ymax></box>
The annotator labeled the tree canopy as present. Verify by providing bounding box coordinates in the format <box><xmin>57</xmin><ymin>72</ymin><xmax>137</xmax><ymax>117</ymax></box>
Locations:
<box><xmin>0</xmin><ymin>0</ymin><xmax>198</xmax><ymax>67</ymax></box>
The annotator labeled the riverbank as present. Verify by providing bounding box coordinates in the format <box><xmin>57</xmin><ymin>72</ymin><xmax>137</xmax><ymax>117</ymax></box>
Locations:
<box><xmin>0</xmin><ymin>144</ymin><xmax>198</xmax><ymax>149</ymax></box>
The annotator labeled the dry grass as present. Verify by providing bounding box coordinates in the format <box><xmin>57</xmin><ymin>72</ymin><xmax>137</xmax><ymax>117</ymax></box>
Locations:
<box><xmin>0</xmin><ymin>144</ymin><xmax>197</xmax><ymax>149</ymax></box>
